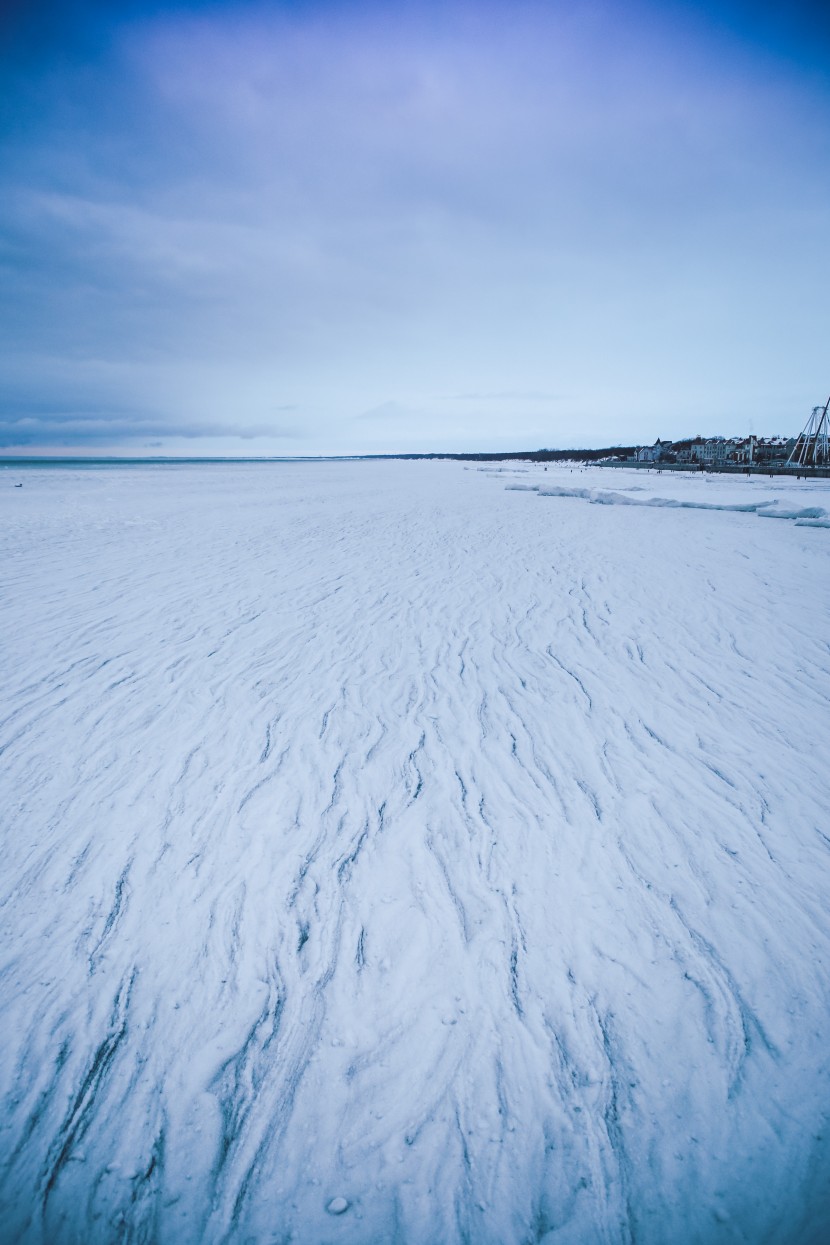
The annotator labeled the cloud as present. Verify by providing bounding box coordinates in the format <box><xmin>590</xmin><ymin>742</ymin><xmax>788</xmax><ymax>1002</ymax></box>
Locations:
<box><xmin>0</xmin><ymin>370</ymin><xmax>304</xmax><ymax>445</ymax></box>
<box><xmin>355</xmin><ymin>401</ymin><xmax>418</xmax><ymax>423</ymax></box>
<box><xmin>447</xmin><ymin>391</ymin><xmax>564</xmax><ymax>403</ymax></box>
<box><xmin>0</xmin><ymin>405</ymin><xmax>302</xmax><ymax>448</ymax></box>
<box><xmin>1</xmin><ymin>1</ymin><xmax>829</xmax><ymax>451</ymax></box>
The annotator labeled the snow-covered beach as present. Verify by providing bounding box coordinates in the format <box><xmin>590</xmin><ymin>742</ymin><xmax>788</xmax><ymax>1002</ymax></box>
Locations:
<box><xmin>2</xmin><ymin>459</ymin><xmax>830</xmax><ymax>1243</ymax></box>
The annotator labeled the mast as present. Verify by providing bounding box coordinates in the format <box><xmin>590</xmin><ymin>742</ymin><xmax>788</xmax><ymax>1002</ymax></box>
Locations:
<box><xmin>786</xmin><ymin>396</ymin><xmax>830</xmax><ymax>468</ymax></box>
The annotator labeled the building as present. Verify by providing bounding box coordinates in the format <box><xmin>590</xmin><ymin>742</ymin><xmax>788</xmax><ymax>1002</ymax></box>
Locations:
<box><xmin>694</xmin><ymin>437</ymin><xmax>737</xmax><ymax>464</ymax></box>
<box><xmin>634</xmin><ymin>438</ymin><xmax>673</xmax><ymax>463</ymax></box>
<box><xmin>672</xmin><ymin>437</ymin><xmax>706</xmax><ymax>464</ymax></box>
<box><xmin>732</xmin><ymin>436</ymin><xmax>796</xmax><ymax>465</ymax></box>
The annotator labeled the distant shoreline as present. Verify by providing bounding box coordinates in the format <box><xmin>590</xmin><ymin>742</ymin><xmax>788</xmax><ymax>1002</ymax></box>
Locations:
<box><xmin>0</xmin><ymin>449</ymin><xmax>627</xmax><ymax>465</ymax></box>
<box><xmin>2</xmin><ymin>451</ymin><xmax>829</xmax><ymax>477</ymax></box>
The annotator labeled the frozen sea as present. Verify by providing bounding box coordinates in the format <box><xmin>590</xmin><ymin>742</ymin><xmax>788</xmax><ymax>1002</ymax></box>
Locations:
<box><xmin>1</xmin><ymin>459</ymin><xmax>830</xmax><ymax>1244</ymax></box>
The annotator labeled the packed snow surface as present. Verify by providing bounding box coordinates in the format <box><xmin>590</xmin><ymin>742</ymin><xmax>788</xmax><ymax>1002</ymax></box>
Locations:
<box><xmin>2</xmin><ymin>460</ymin><xmax>830</xmax><ymax>1244</ymax></box>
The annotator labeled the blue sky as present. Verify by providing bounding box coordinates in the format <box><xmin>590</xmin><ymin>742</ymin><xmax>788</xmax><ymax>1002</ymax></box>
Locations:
<box><xmin>2</xmin><ymin>0</ymin><xmax>829</xmax><ymax>454</ymax></box>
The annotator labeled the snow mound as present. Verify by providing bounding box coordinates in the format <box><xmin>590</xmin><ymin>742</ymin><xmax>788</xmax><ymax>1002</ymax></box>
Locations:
<box><xmin>507</xmin><ymin>481</ymin><xmax>829</xmax><ymax>525</ymax></box>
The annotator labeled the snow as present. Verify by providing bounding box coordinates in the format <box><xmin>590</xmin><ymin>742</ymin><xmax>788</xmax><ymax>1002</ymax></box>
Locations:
<box><xmin>507</xmin><ymin>465</ymin><xmax>830</xmax><ymax>525</ymax></box>
<box><xmin>1</xmin><ymin>458</ymin><xmax>830</xmax><ymax>1243</ymax></box>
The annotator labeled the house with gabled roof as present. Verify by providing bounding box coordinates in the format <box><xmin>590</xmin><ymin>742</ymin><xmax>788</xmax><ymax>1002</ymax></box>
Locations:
<box><xmin>635</xmin><ymin>438</ymin><xmax>672</xmax><ymax>463</ymax></box>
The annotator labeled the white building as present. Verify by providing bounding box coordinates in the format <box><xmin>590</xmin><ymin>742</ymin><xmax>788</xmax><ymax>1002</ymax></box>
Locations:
<box><xmin>635</xmin><ymin>438</ymin><xmax>672</xmax><ymax>463</ymax></box>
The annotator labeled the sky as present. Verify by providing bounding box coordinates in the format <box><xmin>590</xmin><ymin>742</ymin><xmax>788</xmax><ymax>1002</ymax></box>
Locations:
<box><xmin>1</xmin><ymin>0</ymin><xmax>830</xmax><ymax>455</ymax></box>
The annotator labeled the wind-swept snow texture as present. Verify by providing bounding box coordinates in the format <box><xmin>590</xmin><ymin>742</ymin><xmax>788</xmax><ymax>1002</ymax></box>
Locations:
<box><xmin>2</xmin><ymin>460</ymin><xmax>830</xmax><ymax>1245</ymax></box>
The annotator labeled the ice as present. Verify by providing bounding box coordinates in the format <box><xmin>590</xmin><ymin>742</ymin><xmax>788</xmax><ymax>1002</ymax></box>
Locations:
<box><xmin>1</xmin><ymin>459</ymin><xmax>830</xmax><ymax>1243</ymax></box>
<box><xmin>507</xmin><ymin>467</ymin><xmax>830</xmax><ymax>525</ymax></box>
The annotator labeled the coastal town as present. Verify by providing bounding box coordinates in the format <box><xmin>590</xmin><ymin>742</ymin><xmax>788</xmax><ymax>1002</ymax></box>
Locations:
<box><xmin>626</xmin><ymin>398</ymin><xmax>830</xmax><ymax>471</ymax></box>
<box><xmin>630</xmin><ymin>434</ymin><xmax>794</xmax><ymax>466</ymax></box>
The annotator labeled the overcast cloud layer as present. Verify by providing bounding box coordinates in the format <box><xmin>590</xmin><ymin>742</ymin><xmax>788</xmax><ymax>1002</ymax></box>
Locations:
<box><xmin>2</xmin><ymin>0</ymin><xmax>830</xmax><ymax>454</ymax></box>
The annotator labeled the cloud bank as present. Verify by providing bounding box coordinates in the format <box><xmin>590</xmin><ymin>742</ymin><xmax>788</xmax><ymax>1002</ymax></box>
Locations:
<box><xmin>2</xmin><ymin>0</ymin><xmax>830</xmax><ymax>452</ymax></box>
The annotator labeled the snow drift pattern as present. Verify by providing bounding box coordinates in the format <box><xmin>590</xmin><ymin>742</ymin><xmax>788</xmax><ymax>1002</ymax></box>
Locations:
<box><xmin>1</xmin><ymin>461</ymin><xmax>830</xmax><ymax>1244</ymax></box>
